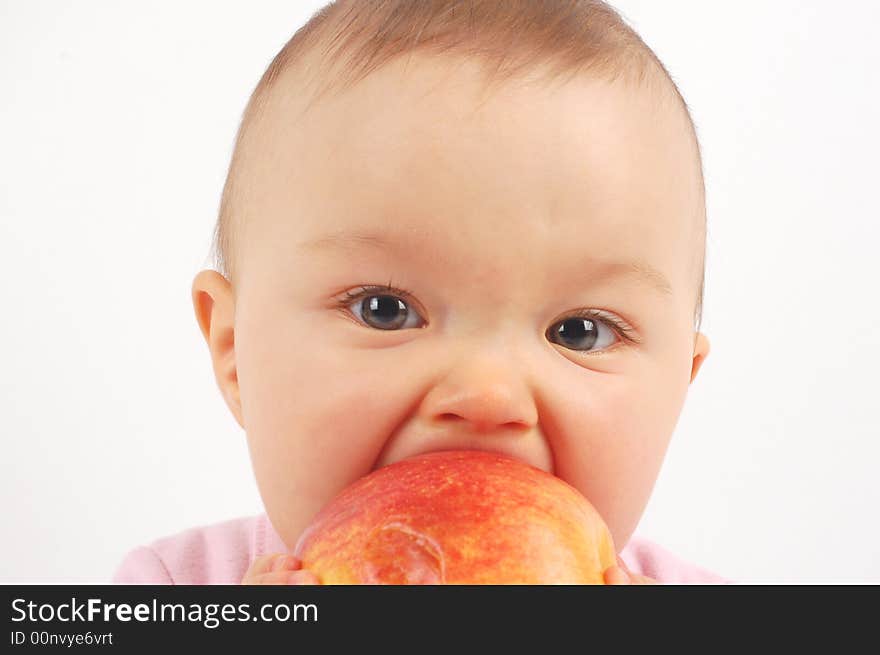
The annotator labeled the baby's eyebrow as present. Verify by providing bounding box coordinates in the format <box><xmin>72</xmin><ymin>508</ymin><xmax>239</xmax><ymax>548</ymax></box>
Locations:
<box><xmin>299</xmin><ymin>229</ymin><xmax>401</xmax><ymax>254</ymax></box>
<box><xmin>299</xmin><ymin>228</ymin><xmax>672</xmax><ymax>296</ymax></box>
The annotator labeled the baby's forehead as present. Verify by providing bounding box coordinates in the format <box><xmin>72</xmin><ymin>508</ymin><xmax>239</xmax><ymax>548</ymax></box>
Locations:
<box><xmin>240</xmin><ymin>57</ymin><xmax>702</xmax><ymax>298</ymax></box>
<box><xmin>278</xmin><ymin>61</ymin><xmax>695</xmax><ymax>202</ymax></box>
<box><xmin>297</xmin><ymin>216</ymin><xmax>678</xmax><ymax>296</ymax></box>
<box><xmin>286</xmin><ymin>51</ymin><xmax>679</xmax><ymax>130</ymax></box>
<box><xmin>275</xmin><ymin>58</ymin><xmax>685</xmax><ymax>174</ymax></box>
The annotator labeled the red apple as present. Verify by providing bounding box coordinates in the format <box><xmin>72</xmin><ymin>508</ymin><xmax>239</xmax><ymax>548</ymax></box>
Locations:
<box><xmin>293</xmin><ymin>449</ymin><xmax>616</xmax><ymax>584</ymax></box>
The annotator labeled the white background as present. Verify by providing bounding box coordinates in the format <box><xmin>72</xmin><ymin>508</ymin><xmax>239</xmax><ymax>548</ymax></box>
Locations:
<box><xmin>2</xmin><ymin>0</ymin><xmax>878</xmax><ymax>584</ymax></box>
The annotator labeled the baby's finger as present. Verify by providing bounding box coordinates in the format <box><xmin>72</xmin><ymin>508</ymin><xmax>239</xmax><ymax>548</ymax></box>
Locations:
<box><xmin>250</xmin><ymin>553</ymin><xmax>282</xmax><ymax>576</ymax></box>
<box><xmin>628</xmin><ymin>572</ymin><xmax>659</xmax><ymax>585</ymax></box>
<box><xmin>603</xmin><ymin>565</ymin><xmax>631</xmax><ymax>585</ymax></box>
<box><xmin>604</xmin><ymin>554</ymin><xmax>632</xmax><ymax>585</ymax></box>
<box><xmin>252</xmin><ymin>568</ymin><xmax>321</xmax><ymax>586</ymax></box>
<box><xmin>271</xmin><ymin>554</ymin><xmax>303</xmax><ymax>573</ymax></box>
<box><xmin>252</xmin><ymin>570</ymin><xmax>299</xmax><ymax>586</ymax></box>
<box><xmin>287</xmin><ymin>569</ymin><xmax>321</xmax><ymax>585</ymax></box>
<box><xmin>605</xmin><ymin>555</ymin><xmax>659</xmax><ymax>585</ymax></box>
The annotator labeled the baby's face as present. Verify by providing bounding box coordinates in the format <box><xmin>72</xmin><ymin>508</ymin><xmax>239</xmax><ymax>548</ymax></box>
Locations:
<box><xmin>193</xmin><ymin>55</ymin><xmax>709</xmax><ymax>552</ymax></box>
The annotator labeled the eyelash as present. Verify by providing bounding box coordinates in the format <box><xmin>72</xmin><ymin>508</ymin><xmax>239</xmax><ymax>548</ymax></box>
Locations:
<box><xmin>335</xmin><ymin>283</ymin><xmax>642</xmax><ymax>346</ymax></box>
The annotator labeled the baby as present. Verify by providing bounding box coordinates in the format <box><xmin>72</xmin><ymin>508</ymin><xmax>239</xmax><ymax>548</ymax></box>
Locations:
<box><xmin>113</xmin><ymin>0</ymin><xmax>726</xmax><ymax>585</ymax></box>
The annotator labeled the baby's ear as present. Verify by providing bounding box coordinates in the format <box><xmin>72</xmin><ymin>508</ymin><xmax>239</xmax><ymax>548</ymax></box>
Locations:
<box><xmin>689</xmin><ymin>332</ymin><xmax>710</xmax><ymax>384</ymax></box>
<box><xmin>192</xmin><ymin>270</ymin><xmax>243</xmax><ymax>428</ymax></box>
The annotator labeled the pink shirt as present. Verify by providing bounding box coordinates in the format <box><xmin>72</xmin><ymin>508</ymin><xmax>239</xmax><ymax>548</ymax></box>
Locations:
<box><xmin>112</xmin><ymin>513</ymin><xmax>731</xmax><ymax>585</ymax></box>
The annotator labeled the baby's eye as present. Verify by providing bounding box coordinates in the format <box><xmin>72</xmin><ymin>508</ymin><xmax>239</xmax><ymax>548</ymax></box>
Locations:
<box><xmin>340</xmin><ymin>286</ymin><xmax>426</xmax><ymax>330</ymax></box>
<box><xmin>546</xmin><ymin>313</ymin><xmax>622</xmax><ymax>353</ymax></box>
<box><xmin>337</xmin><ymin>285</ymin><xmax>636</xmax><ymax>353</ymax></box>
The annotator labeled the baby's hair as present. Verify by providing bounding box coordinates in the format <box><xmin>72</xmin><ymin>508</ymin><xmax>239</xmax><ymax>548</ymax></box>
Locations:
<box><xmin>210</xmin><ymin>0</ymin><xmax>706</xmax><ymax>331</ymax></box>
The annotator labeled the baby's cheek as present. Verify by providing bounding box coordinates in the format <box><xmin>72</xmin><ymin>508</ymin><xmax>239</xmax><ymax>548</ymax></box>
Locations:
<box><xmin>251</xmin><ymin>381</ymin><xmax>412</xmax><ymax>544</ymax></box>
<box><xmin>545</xmin><ymin>376</ymin><xmax>666</xmax><ymax>547</ymax></box>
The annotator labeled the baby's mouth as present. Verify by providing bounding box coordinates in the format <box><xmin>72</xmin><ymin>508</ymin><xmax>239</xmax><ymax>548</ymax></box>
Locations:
<box><xmin>372</xmin><ymin>441</ymin><xmax>554</xmax><ymax>477</ymax></box>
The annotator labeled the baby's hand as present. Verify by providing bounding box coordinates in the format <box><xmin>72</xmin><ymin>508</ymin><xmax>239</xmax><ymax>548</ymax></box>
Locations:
<box><xmin>241</xmin><ymin>553</ymin><xmax>321</xmax><ymax>585</ymax></box>
<box><xmin>603</xmin><ymin>554</ymin><xmax>659</xmax><ymax>585</ymax></box>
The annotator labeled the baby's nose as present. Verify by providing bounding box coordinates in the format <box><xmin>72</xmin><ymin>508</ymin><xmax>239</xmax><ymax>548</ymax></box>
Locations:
<box><xmin>420</xmin><ymin>354</ymin><xmax>538</xmax><ymax>435</ymax></box>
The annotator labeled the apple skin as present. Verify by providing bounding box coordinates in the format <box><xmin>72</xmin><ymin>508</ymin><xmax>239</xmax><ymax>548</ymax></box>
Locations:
<box><xmin>293</xmin><ymin>450</ymin><xmax>616</xmax><ymax>584</ymax></box>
